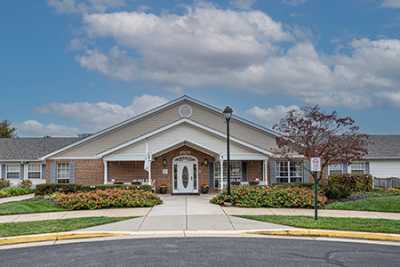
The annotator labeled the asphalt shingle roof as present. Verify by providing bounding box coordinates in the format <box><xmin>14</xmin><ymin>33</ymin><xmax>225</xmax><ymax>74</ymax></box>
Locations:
<box><xmin>0</xmin><ymin>137</ymin><xmax>81</xmax><ymax>161</ymax></box>
<box><xmin>1</xmin><ymin>135</ymin><xmax>399</xmax><ymax>161</ymax></box>
<box><xmin>367</xmin><ymin>135</ymin><xmax>400</xmax><ymax>159</ymax></box>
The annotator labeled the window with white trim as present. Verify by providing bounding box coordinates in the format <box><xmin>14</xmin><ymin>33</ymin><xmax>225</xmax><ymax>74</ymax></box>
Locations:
<box><xmin>56</xmin><ymin>163</ymin><xmax>71</xmax><ymax>184</ymax></box>
<box><xmin>28</xmin><ymin>163</ymin><xmax>41</xmax><ymax>179</ymax></box>
<box><xmin>6</xmin><ymin>164</ymin><xmax>20</xmax><ymax>179</ymax></box>
<box><xmin>328</xmin><ymin>164</ymin><xmax>344</xmax><ymax>176</ymax></box>
<box><xmin>275</xmin><ymin>160</ymin><xmax>303</xmax><ymax>183</ymax></box>
<box><xmin>350</xmin><ymin>162</ymin><xmax>367</xmax><ymax>175</ymax></box>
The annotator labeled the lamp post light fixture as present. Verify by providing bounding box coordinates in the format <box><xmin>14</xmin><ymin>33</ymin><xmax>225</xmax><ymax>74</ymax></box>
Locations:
<box><xmin>223</xmin><ymin>106</ymin><xmax>233</xmax><ymax>195</ymax></box>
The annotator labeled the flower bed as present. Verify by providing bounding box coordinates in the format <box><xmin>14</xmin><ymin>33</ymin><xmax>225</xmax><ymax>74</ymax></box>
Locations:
<box><xmin>210</xmin><ymin>185</ymin><xmax>327</xmax><ymax>208</ymax></box>
<box><xmin>35</xmin><ymin>184</ymin><xmax>152</xmax><ymax>196</ymax></box>
<box><xmin>51</xmin><ymin>188</ymin><xmax>162</xmax><ymax>210</ymax></box>
<box><xmin>0</xmin><ymin>187</ymin><xmax>34</xmax><ymax>198</ymax></box>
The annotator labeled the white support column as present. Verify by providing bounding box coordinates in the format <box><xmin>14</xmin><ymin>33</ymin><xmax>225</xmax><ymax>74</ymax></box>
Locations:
<box><xmin>148</xmin><ymin>156</ymin><xmax>152</xmax><ymax>186</ymax></box>
<box><xmin>219</xmin><ymin>155</ymin><xmax>224</xmax><ymax>191</ymax></box>
<box><xmin>103</xmin><ymin>160</ymin><xmax>108</xmax><ymax>184</ymax></box>
<box><xmin>263</xmin><ymin>159</ymin><xmax>269</xmax><ymax>187</ymax></box>
<box><xmin>23</xmin><ymin>164</ymin><xmax>29</xmax><ymax>180</ymax></box>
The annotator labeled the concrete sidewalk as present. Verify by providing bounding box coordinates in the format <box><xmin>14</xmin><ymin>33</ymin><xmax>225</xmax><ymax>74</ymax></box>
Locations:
<box><xmin>0</xmin><ymin>208</ymin><xmax>149</xmax><ymax>223</ymax></box>
<box><xmin>0</xmin><ymin>194</ymin><xmax>34</xmax><ymax>204</ymax></box>
<box><xmin>224</xmin><ymin>207</ymin><xmax>400</xmax><ymax>220</ymax></box>
<box><xmin>84</xmin><ymin>195</ymin><xmax>291</xmax><ymax>232</ymax></box>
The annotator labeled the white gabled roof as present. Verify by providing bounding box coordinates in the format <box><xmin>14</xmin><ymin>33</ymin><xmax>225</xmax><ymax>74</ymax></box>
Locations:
<box><xmin>41</xmin><ymin>95</ymin><xmax>280</xmax><ymax>160</ymax></box>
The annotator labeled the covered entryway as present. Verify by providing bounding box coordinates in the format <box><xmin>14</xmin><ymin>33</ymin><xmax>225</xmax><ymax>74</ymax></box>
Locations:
<box><xmin>172</xmin><ymin>155</ymin><xmax>198</xmax><ymax>194</ymax></box>
<box><xmin>102</xmin><ymin>121</ymin><xmax>273</xmax><ymax>192</ymax></box>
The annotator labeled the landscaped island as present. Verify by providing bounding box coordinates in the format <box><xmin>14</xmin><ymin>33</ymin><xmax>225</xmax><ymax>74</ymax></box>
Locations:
<box><xmin>211</xmin><ymin>174</ymin><xmax>400</xmax><ymax>213</ymax></box>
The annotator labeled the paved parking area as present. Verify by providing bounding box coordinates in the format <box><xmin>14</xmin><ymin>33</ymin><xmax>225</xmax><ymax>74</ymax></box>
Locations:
<box><xmin>84</xmin><ymin>195</ymin><xmax>291</xmax><ymax>231</ymax></box>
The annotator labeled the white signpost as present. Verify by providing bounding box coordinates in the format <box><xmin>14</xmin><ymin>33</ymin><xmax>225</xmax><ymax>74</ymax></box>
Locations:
<box><xmin>310</xmin><ymin>157</ymin><xmax>321</xmax><ymax>172</ymax></box>
<box><xmin>310</xmin><ymin>157</ymin><xmax>321</xmax><ymax>220</ymax></box>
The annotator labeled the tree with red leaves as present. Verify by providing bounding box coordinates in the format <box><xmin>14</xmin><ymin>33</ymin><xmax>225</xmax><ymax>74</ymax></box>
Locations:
<box><xmin>273</xmin><ymin>105</ymin><xmax>368</xmax><ymax>219</ymax></box>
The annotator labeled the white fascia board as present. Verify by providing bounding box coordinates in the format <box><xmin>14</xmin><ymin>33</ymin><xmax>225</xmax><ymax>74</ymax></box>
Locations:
<box><xmin>97</xmin><ymin>119</ymin><xmax>276</xmax><ymax>158</ymax></box>
<box><xmin>104</xmin><ymin>153</ymin><xmax>146</xmax><ymax>161</ymax></box>
<box><xmin>220</xmin><ymin>153</ymin><xmax>268</xmax><ymax>160</ymax></box>
<box><xmin>50</xmin><ymin>156</ymin><xmax>100</xmax><ymax>160</ymax></box>
<box><xmin>40</xmin><ymin>95</ymin><xmax>280</xmax><ymax>160</ymax></box>
<box><xmin>0</xmin><ymin>159</ymin><xmax>43</xmax><ymax>162</ymax></box>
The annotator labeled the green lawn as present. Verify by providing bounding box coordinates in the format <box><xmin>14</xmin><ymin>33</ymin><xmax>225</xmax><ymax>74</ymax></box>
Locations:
<box><xmin>326</xmin><ymin>195</ymin><xmax>400</xmax><ymax>213</ymax></box>
<box><xmin>240</xmin><ymin>215</ymin><xmax>400</xmax><ymax>234</ymax></box>
<box><xmin>0</xmin><ymin>198</ymin><xmax>66</xmax><ymax>215</ymax></box>
<box><xmin>0</xmin><ymin>217</ymin><xmax>132</xmax><ymax>237</ymax></box>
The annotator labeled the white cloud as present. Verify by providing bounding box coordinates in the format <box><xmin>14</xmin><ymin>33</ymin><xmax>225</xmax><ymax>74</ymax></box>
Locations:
<box><xmin>71</xmin><ymin>6</ymin><xmax>400</xmax><ymax>108</ymax></box>
<box><xmin>247</xmin><ymin>105</ymin><xmax>300</xmax><ymax>127</ymax></box>
<box><xmin>37</xmin><ymin>95</ymin><xmax>168</xmax><ymax>131</ymax></box>
<box><xmin>48</xmin><ymin>0</ymin><xmax>126</xmax><ymax>14</ymax></box>
<box><xmin>16</xmin><ymin>120</ymin><xmax>80</xmax><ymax>137</ymax></box>
<box><xmin>382</xmin><ymin>0</ymin><xmax>400</xmax><ymax>8</ymax></box>
<box><xmin>230</xmin><ymin>0</ymin><xmax>256</xmax><ymax>10</ymax></box>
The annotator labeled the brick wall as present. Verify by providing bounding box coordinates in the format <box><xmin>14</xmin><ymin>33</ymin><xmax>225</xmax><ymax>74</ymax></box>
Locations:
<box><xmin>75</xmin><ymin>160</ymin><xmax>104</xmax><ymax>184</ymax></box>
<box><xmin>44</xmin><ymin>159</ymin><xmax>104</xmax><ymax>185</ymax></box>
<box><xmin>108</xmin><ymin>161</ymin><xmax>147</xmax><ymax>183</ymax></box>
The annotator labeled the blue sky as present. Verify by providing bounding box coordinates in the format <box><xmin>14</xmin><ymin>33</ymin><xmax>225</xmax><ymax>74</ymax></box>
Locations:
<box><xmin>1</xmin><ymin>0</ymin><xmax>400</xmax><ymax>136</ymax></box>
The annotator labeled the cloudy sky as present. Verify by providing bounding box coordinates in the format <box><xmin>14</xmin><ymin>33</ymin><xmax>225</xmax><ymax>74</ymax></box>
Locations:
<box><xmin>1</xmin><ymin>0</ymin><xmax>400</xmax><ymax>136</ymax></box>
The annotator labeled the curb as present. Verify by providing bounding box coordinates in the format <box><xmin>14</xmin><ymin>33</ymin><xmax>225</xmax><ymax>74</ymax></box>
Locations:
<box><xmin>251</xmin><ymin>229</ymin><xmax>400</xmax><ymax>242</ymax></box>
<box><xmin>0</xmin><ymin>232</ymin><xmax>128</xmax><ymax>246</ymax></box>
<box><xmin>1</xmin><ymin>229</ymin><xmax>400</xmax><ymax>246</ymax></box>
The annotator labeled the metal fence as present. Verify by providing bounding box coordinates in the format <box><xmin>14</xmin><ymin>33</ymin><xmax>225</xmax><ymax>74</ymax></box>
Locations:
<box><xmin>374</xmin><ymin>177</ymin><xmax>400</xmax><ymax>189</ymax></box>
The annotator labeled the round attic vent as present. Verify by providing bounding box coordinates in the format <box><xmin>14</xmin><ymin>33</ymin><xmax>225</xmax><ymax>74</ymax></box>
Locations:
<box><xmin>178</xmin><ymin>104</ymin><xmax>193</xmax><ymax>118</ymax></box>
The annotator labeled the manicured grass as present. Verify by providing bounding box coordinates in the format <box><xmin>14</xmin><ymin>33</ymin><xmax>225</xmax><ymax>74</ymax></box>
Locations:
<box><xmin>240</xmin><ymin>215</ymin><xmax>400</xmax><ymax>234</ymax></box>
<box><xmin>0</xmin><ymin>198</ymin><xmax>66</xmax><ymax>215</ymax></box>
<box><xmin>326</xmin><ymin>195</ymin><xmax>400</xmax><ymax>213</ymax></box>
<box><xmin>0</xmin><ymin>217</ymin><xmax>132</xmax><ymax>237</ymax></box>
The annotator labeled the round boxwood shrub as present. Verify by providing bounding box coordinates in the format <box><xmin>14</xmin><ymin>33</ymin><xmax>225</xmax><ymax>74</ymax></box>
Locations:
<box><xmin>324</xmin><ymin>174</ymin><xmax>373</xmax><ymax>200</ymax></box>
<box><xmin>0</xmin><ymin>179</ymin><xmax>10</xmax><ymax>189</ymax></box>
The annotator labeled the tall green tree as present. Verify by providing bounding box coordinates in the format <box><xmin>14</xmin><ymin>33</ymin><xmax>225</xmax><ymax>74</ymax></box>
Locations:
<box><xmin>0</xmin><ymin>120</ymin><xmax>16</xmax><ymax>138</ymax></box>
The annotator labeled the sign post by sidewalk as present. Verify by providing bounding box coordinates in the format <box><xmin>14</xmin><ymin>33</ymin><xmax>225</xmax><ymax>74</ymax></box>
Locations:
<box><xmin>310</xmin><ymin>157</ymin><xmax>321</xmax><ymax>220</ymax></box>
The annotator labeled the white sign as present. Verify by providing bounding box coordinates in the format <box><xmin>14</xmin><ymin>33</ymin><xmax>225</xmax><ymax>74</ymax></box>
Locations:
<box><xmin>310</xmin><ymin>157</ymin><xmax>321</xmax><ymax>172</ymax></box>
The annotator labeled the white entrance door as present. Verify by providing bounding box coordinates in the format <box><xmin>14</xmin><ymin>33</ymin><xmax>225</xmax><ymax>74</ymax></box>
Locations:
<box><xmin>173</xmin><ymin>156</ymin><xmax>198</xmax><ymax>194</ymax></box>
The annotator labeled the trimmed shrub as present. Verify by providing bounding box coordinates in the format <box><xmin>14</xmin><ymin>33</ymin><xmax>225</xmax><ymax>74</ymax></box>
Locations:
<box><xmin>0</xmin><ymin>187</ymin><xmax>33</xmax><ymax>198</ymax></box>
<box><xmin>35</xmin><ymin>184</ymin><xmax>152</xmax><ymax>196</ymax></box>
<box><xmin>0</xmin><ymin>179</ymin><xmax>10</xmax><ymax>189</ymax></box>
<box><xmin>210</xmin><ymin>185</ymin><xmax>327</xmax><ymax>208</ymax></box>
<box><xmin>324</xmin><ymin>174</ymin><xmax>373</xmax><ymax>200</ymax></box>
<box><xmin>19</xmin><ymin>179</ymin><xmax>33</xmax><ymax>189</ymax></box>
<box><xmin>52</xmin><ymin>189</ymin><xmax>162</xmax><ymax>210</ymax></box>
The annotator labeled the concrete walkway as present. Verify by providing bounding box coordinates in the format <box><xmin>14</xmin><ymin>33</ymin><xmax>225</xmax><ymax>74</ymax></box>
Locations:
<box><xmin>224</xmin><ymin>207</ymin><xmax>400</xmax><ymax>220</ymax></box>
<box><xmin>0</xmin><ymin>208</ymin><xmax>149</xmax><ymax>223</ymax></box>
<box><xmin>84</xmin><ymin>195</ymin><xmax>291</xmax><ymax>231</ymax></box>
<box><xmin>0</xmin><ymin>194</ymin><xmax>34</xmax><ymax>204</ymax></box>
